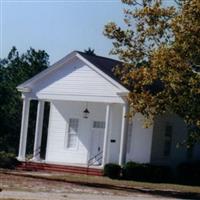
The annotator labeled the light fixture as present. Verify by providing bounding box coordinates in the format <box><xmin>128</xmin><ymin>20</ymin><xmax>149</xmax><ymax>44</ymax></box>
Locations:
<box><xmin>83</xmin><ymin>103</ymin><xmax>90</xmax><ymax>119</ymax></box>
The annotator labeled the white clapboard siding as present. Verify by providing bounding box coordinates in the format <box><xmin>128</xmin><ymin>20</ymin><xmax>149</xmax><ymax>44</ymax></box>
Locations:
<box><xmin>126</xmin><ymin>113</ymin><xmax>154</xmax><ymax>163</ymax></box>
<box><xmin>46</xmin><ymin>101</ymin><xmax>88</xmax><ymax>164</ymax></box>
<box><xmin>150</xmin><ymin>113</ymin><xmax>188</xmax><ymax>166</ymax></box>
<box><xmin>107</xmin><ymin>104</ymin><xmax>123</xmax><ymax>163</ymax></box>
<box><xmin>28</xmin><ymin>57</ymin><xmax>123</xmax><ymax>103</ymax></box>
<box><xmin>45</xmin><ymin>101</ymin><xmax>124</xmax><ymax>165</ymax></box>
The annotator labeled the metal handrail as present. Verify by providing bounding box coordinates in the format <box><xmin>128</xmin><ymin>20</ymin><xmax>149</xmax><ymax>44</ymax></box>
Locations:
<box><xmin>27</xmin><ymin>146</ymin><xmax>41</xmax><ymax>161</ymax></box>
<box><xmin>88</xmin><ymin>156</ymin><xmax>103</xmax><ymax>167</ymax></box>
<box><xmin>87</xmin><ymin>151</ymin><xmax>103</xmax><ymax>167</ymax></box>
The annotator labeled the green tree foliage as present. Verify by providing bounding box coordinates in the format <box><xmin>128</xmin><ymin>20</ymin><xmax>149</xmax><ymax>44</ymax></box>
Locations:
<box><xmin>104</xmin><ymin>0</ymin><xmax>200</xmax><ymax>144</ymax></box>
<box><xmin>0</xmin><ymin>47</ymin><xmax>49</xmax><ymax>153</ymax></box>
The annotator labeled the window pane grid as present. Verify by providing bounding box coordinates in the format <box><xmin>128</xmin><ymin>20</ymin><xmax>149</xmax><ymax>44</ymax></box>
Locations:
<box><xmin>67</xmin><ymin>118</ymin><xmax>79</xmax><ymax>148</ymax></box>
<box><xmin>68</xmin><ymin>135</ymin><xmax>77</xmax><ymax>148</ymax></box>
<box><xmin>93</xmin><ymin>121</ymin><xmax>105</xmax><ymax>129</ymax></box>
<box><xmin>69</xmin><ymin>118</ymin><xmax>79</xmax><ymax>133</ymax></box>
<box><xmin>163</xmin><ymin>125</ymin><xmax>173</xmax><ymax>157</ymax></box>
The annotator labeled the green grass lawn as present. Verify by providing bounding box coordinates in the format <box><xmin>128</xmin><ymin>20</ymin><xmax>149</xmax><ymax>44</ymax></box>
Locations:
<box><xmin>6</xmin><ymin>170</ymin><xmax>199</xmax><ymax>195</ymax></box>
<box><xmin>2</xmin><ymin>169</ymin><xmax>200</xmax><ymax>200</ymax></box>
<box><xmin>50</xmin><ymin>173</ymin><xmax>200</xmax><ymax>193</ymax></box>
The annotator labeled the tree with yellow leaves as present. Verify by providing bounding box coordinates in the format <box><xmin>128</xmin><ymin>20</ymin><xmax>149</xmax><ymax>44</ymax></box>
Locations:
<box><xmin>104</xmin><ymin>0</ymin><xmax>200</xmax><ymax>144</ymax></box>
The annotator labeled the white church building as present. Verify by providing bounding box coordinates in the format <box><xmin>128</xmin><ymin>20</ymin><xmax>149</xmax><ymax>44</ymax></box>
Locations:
<box><xmin>16</xmin><ymin>51</ymin><xmax>200</xmax><ymax>169</ymax></box>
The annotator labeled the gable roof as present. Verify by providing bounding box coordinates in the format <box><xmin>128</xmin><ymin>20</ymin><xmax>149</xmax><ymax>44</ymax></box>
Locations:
<box><xmin>17</xmin><ymin>51</ymin><xmax>128</xmax><ymax>94</ymax></box>
<box><xmin>76</xmin><ymin>51</ymin><xmax>122</xmax><ymax>83</ymax></box>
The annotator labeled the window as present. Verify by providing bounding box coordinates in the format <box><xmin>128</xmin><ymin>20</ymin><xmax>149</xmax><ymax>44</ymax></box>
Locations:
<box><xmin>163</xmin><ymin>125</ymin><xmax>173</xmax><ymax>157</ymax></box>
<box><xmin>93</xmin><ymin>121</ymin><xmax>105</xmax><ymax>129</ymax></box>
<box><xmin>67</xmin><ymin>118</ymin><xmax>79</xmax><ymax>148</ymax></box>
<box><xmin>187</xmin><ymin>146</ymin><xmax>194</xmax><ymax>159</ymax></box>
<box><xmin>127</xmin><ymin>120</ymin><xmax>133</xmax><ymax>154</ymax></box>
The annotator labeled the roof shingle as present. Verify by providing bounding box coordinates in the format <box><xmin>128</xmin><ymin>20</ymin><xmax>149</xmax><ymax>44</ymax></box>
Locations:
<box><xmin>77</xmin><ymin>51</ymin><xmax>122</xmax><ymax>83</ymax></box>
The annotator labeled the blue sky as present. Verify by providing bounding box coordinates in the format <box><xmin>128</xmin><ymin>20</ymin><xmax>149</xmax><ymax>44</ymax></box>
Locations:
<box><xmin>1</xmin><ymin>0</ymin><xmax>175</xmax><ymax>64</ymax></box>
<box><xmin>1</xmin><ymin>0</ymin><xmax>126</xmax><ymax>64</ymax></box>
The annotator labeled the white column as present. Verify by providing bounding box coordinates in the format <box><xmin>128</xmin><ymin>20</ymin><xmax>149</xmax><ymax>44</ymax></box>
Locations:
<box><xmin>102</xmin><ymin>104</ymin><xmax>111</xmax><ymax>166</ymax></box>
<box><xmin>32</xmin><ymin>100</ymin><xmax>45</xmax><ymax>161</ymax></box>
<box><xmin>17</xmin><ymin>97</ymin><xmax>30</xmax><ymax>161</ymax></box>
<box><xmin>119</xmin><ymin>104</ymin><xmax>128</xmax><ymax>165</ymax></box>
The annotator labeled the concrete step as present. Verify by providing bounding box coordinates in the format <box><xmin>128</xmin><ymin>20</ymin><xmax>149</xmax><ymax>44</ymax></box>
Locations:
<box><xmin>16</xmin><ymin>161</ymin><xmax>103</xmax><ymax>176</ymax></box>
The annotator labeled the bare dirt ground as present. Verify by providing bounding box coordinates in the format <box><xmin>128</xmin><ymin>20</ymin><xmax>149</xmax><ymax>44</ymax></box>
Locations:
<box><xmin>0</xmin><ymin>172</ymin><xmax>185</xmax><ymax>200</ymax></box>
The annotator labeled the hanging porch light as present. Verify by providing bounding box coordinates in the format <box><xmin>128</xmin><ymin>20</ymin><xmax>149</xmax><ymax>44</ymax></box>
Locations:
<box><xmin>83</xmin><ymin>103</ymin><xmax>90</xmax><ymax>119</ymax></box>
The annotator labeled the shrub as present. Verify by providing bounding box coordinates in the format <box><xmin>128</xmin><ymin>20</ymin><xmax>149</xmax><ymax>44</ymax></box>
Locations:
<box><xmin>0</xmin><ymin>151</ymin><xmax>19</xmax><ymax>169</ymax></box>
<box><xmin>122</xmin><ymin>161</ymin><xmax>145</xmax><ymax>180</ymax></box>
<box><xmin>103</xmin><ymin>163</ymin><xmax>121</xmax><ymax>179</ymax></box>
<box><xmin>177</xmin><ymin>161</ymin><xmax>200</xmax><ymax>184</ymax></box>
<box><xmin>122</xmin><ymin>161</ymin><xmax>172</xmax><ymax>182</ymax></box>
<box><xmin>146</xmin><ymin>164</ymin><xmax>172</xmax><ymax>182</ymax></box>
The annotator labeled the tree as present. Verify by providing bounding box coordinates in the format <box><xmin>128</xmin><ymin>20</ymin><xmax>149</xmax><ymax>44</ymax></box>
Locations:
<box><xmin>0</xmin><ymin>47</ymin><xmax>49</xmax><ymax>153</ymax></box>
<box><xmin>104</xmin><ymin>0</ymin><xmax>200</xmax><ymax>144</ymax></box>
<box><xmin>84</xmin><ymin>47</ymin><xmax>96</xmax><ymax>55</ymax></box>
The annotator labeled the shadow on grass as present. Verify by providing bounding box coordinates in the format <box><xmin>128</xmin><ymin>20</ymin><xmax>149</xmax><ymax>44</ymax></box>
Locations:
<box><xmin>66</xmin><ymin>180</ymin><xmax>200</xmax><ymax>200</ymax></box>
<box><xmin>2</xmin><ymin>171</ymin><xmax>200</xmax><ymax>200</ymax></box>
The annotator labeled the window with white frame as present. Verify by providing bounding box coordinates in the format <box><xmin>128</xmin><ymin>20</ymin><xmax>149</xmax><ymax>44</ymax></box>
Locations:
<box><xmin>93</xmin><ymin>121</ymin><xmax>105</xmax><ymax>129</ymax></box>
<box><xmin>163</xmin><ymin>125</ymin><xmax>173</xmax><ymax>157</ymax></box>
<box><xmin>67</xmin><ymin>118</ymin><xmax>79</xmax><ymax>148</ymax></box>
<box><xmin>127</xmin><ymin>120</ymin><xmax>133</xmax><ymax>154</ymax></box>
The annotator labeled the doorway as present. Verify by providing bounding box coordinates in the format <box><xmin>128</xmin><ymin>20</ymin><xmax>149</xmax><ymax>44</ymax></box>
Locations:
<box><xmin>90</xmin><ymin>121</ymin><xmax>105</xmax><ymax>165</ymax></box>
